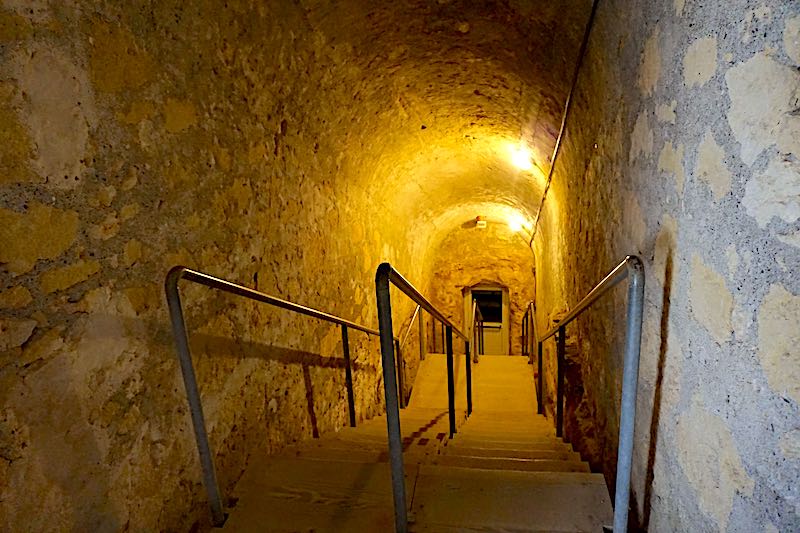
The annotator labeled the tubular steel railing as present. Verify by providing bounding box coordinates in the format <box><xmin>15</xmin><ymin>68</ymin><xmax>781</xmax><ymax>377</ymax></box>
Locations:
<box><xmin>375</xmin><ymin>263</ymin><xmax>473</xmax><ymax>533</ymax></box>
<box><xmin>165</xmin><ymin>266</ymin><xmax>382</xmax><ymax>527</ymax></box>
<box><xmin>470</xmin><ymin>299</ymin><xmax>484</xmax><ymax>363</ymax></box>
<box><xmin>523</xmin><ymin>301</ymin><xmax>540</xmax><ymax>414</ymax></box>
<box><xmin>399</xmin><ymin>304</ymin><xmax>420</xmax><ymax>348</ymax></box>
<box><xmin>395</xmin><ymin>304</ymin><xmax>422</xmax><ymax>408</ymax></box>
<box><xmin>535</xmin><ymin>255</ymin><xmax>644</xmax><ymax>533</ymax></box>
<box><xmin>522</xmin><ymin>301</ymin><xmax>534</xmax><ymax>360</ymax></box>
<box><xmin>431</xmin><ymin>320</ymin><xmax>447</xmax><ymax>353</ymax></box>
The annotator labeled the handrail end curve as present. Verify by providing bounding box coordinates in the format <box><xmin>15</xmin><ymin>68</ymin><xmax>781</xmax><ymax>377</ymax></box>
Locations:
<box><xmin>165</xmin><ymin>265</ymin><xmax>189</xmax><ymax>292</ymax></box>
<box><xmin>375</xmin><ymin>262</ymin><xmax>393</xmax><ymax>283</ymax></box>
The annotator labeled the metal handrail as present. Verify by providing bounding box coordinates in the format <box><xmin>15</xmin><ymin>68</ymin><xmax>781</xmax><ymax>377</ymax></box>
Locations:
<box><xmin>395</xmin><ymin>305</ymin><xmax>422</xmax><ymax>409</ymax></box>
<box><xmin>522</xmin><ymin>301</ymin><xmax>534</xmax><ymax>359</ymax></box>
<box><xmin>399</xmin><ymin>304</ymin><xmax>421</xmax><ymax>348</ymax></box>
<box><xmin>535</xmin><ymin>255</ymin><xmax>644</xmax><ymax>533</ymax></box>
<box><xmin>165</xmin><ymin>266</ymin><xmax>382</xmax><ymax>527</ymax></box>
<box><xmin>522</xmin><ymin>306</ymin><xmax>528</xmax><ymax>357</ymax></box>
<box><xmin>375</xmin><ymin>263</ymin><xmax>473</xmax><ymax>533</ymax></box>
<box><xmin>470</xmin><ymin>300</ymin><xmax>484</xmax><ymax>362</ymax></box>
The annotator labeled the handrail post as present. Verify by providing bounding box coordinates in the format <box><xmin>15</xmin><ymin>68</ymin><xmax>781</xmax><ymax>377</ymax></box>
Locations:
<box><xmin>375</xmin><ymin>267</ymin><xmax>408</xmax><ymax>533</ymax></box>
<box><xmin>612</xmin><ymin>257</ymin><xmax>645</xmax><ymax>533</ymax></box>
<box><xmin>418</xmin><ymin>310</ymin><xmax>425</xmax><ymax>361</ymax></box>
<box><xmin>341</xmin><ymin>325</ymin><xmax>356</xmax><ymax>428</ymax></box>
<box><xmin>522</xmin><ymin>311</ymin><xmax>528</xmax><ymax>358</ymax></box>
<box><xmin>164</xmin><ymin>266</ymin><xmax>384</xmax><ymax>526</ymax></box>
<box><xmin>472</xmin><ymin>321</ymin><xmax>479</xmax><ymax>363</ymax></box>
<box><xmin>445</xmin><ymin>325</ymin><xmax>456</xmax><ymax>439</ymax></box>
<box><xmin>165</xmin><ymin>272</ymin><xmax>226</xmax><ymax>527</ymax></box>
<box><xmin>537</xmin><ymin>341</ymin><xmax>544</xmax><ymax>415</ymax></box>
<box><xmin>556</xmin><ymin>325</ymin><xmax>565</xmax><ymax>439</ymax></box>
<box><xmin>527</xmin><ymin>305</ymin><xmax>535</xmax><ymax>365</ymax></box>
<box><xmin>395</xmin><ymin>338</ymin><xmax>406</xmax><ymax>409</ymax></box>
<box><xmin>529</xmin><ymin>255</ymin><xmax>645</xmax><ymax>533</ymax></box>
<box><xmin>465</xmin><ymin>340</ymin><xmax>473</xmax><ymax>416</ymax></box>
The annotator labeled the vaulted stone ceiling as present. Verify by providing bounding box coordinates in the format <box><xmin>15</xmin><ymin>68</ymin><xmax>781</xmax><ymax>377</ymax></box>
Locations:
<box><xmin>303</xmin><ymin>0</ymin><xmax>591</xmax><ymax>259</ymax></box>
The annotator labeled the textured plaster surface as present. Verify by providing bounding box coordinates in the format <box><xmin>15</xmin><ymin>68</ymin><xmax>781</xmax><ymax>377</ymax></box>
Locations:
<box><xmin>683</xmin><ymin>36</ymin><xmax>718</xmax><ymax>87</ymax></box>
<box><xmin>757</xmin><ymin>284</ymin><xmax>800</xmax><ymax>404</ymax></box>
<box><xmin>695</xmin><ymin>131</ymin><xmax>732</xmax><ymax>200</ymax></box>
<box><xmin>690</xmin><ymin>255</ymin><xmax>734</xmax><ymax>345</ymax></box>
<box><xmin>658</xmin><ymin>140</ymin><xmax>686</xmax><ymax>193</ymax></box>
<box><xmin>534</xmin><ymin>0</ymin><xmax>800</xmax><ymax>531</ymax></box>
<box><xmin>725</xmin><ymin>52</ymin><xmax>800</xmax><ymax>166</ymax></box>
<box><xmin>676</xmin><ymin>393</ymin><xmax>755</xmax><ymax>531</ymax></box>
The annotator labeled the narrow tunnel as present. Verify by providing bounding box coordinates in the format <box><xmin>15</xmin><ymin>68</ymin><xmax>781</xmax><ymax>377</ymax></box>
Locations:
<box><xmin>1</xmin><ymin>1</ymin><xmax>798</xmax><ymax>531</ymax></box>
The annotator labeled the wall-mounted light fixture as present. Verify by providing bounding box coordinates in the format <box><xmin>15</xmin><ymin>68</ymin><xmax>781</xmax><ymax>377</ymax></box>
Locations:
<box><xmin>507</xmin><ymin>213</ymin><xmax>533</xmax><ymax>235</ymax></box>
<box><xmin>509</xmin><ymin>145</ymin><xmax>534</xmax><ymax>171</ymax></box>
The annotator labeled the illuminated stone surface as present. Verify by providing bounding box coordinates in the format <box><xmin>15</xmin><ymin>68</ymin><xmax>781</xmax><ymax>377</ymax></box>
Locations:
<box><xmin>0</xmin><ymin>0</ymin><xmax>797</xmax><ymax>531</ymax></box>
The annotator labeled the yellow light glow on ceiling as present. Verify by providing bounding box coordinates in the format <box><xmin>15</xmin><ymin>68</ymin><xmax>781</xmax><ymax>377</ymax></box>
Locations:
<box><xmin>510</xmin><ymin>145</ymin><xmax>533</xmax><ymax>171</ymax></box>
<box><xmin>508</xmin><ymin>212</ymin><xmax>532</xmax><ymax>233</ymax></box>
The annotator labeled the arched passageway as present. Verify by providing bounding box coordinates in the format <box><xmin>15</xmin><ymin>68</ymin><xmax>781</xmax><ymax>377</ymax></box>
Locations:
<box><xmin>0</xmin><ymin>1</ymin><xmax>798</xmax><ymax>531</ymax></box>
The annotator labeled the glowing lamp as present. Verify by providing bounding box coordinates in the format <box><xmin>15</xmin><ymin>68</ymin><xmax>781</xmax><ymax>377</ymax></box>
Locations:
<box><xmin>508</xmin><ymin>213</ymin><xmax>530</xmax><ymax>233</ymax></box>
<box><xmin>510</xmin><ymin>146</ymin><xmax>533</xmax><ymax>171</ymax></box>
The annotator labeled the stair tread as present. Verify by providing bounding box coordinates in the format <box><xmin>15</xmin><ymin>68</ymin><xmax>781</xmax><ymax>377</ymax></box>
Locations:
<box><xmin>285</xmin><ymin>447</ymin><xmax>433</xmax><ymax>464</ymax></box>
<box><xmin>225</xmin><ymin>351</ymin><xmax>610</xmax><ymax>531</ymax></box>
<box><xmin>411</xmin><ymin>466</ymin><xmax>612</xmax><ymax>532</ymax></box>
<box><xmin>225</xmin><ymin>456</ymin><xmax>416</xmax><ymax>532</ymax></box>
<box><xmin>442</xmin><ymin>447</ymin><xmax>581</xmax><ymax>461</ymax></box>
<box><xmin>448</xmin><ymin>438</ymin><xmax>573</xmax><ymax>451</ymax></box>
<box><xmin>431</xmin><ymin>455</ymin><xmax>591</xmax><ymax>472</ymax></box>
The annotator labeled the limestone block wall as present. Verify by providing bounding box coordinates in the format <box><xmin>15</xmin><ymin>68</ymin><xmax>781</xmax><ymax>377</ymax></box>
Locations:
<box><xmin>534</xmin><ymin>0</ymin><xmax>800</xmax><ymax>530</ymax></box>
<box><xmin>427</xmin><ymin>222</ymin><xmax>535</xmax><ymax>356</ymax></box>
<box><xmin>0</xmin><ymin>2</ymin><xmax>421</xmax><ymax>530</ymax></box>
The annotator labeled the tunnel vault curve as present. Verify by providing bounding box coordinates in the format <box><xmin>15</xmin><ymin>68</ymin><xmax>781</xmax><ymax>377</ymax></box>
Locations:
<box><xmin>0</xmin><ymin>1</ymin><xmax>591</xmax><ymax>530</ymax></box>
<box><xmin>307</xmin><ymin>0</ymin><xmax>591</xmax><ymax>282</ymax></box>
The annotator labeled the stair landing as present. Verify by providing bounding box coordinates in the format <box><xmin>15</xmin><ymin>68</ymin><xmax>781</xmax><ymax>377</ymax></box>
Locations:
<box><xmin>224</xmin><ymin>355</ymin><xmax>612</xmax><ymax>531</ymax></box>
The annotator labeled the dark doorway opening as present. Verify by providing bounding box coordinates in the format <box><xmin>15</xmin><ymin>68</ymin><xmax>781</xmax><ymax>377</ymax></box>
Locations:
<box><xmin>472</xmin><ymin>290</ymin><xmax>503</xmax><ymax>323</ymax></box>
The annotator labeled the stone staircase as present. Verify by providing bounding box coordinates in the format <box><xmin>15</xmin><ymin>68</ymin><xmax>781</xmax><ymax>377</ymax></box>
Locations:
<box><xmin>223</xmin><ymin>355</ymin><xmax>612</xmax><ymax>531</ymax></box>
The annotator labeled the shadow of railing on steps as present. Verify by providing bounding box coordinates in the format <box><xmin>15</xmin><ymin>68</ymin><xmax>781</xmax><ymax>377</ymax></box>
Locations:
<box><xmin>165</xmin><ymin>266</ymin><xmax>388</xmax><ymax>527</ymax></box>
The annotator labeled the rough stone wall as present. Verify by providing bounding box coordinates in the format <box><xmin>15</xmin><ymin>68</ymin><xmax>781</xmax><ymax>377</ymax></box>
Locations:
<box><xmin>0</xmin><ymin>2</ymin><xmax>412</xmax><ymax>530</ymax></box>
<box><xmin>534</xmin><ymin>0</ymin><xmax>800</xmax><ymax>531</ymax></box>
<box><xmin>0</xmin><ymin>1</ymin><xmax>592</xmax><ymax>529</ymax></box>
<box><xmin>427</xmin><ymin>222</ymin><xmax>535</xmax><ymax>356</ymax></box>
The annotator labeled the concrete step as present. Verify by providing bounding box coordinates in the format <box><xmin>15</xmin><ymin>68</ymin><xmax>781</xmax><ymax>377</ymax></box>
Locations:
<box><xmin>299</xmin><ymin>434</ymin><xmax>445</xmax><ymax>454</ymax></box>
<box><xmin>445</xmin><ymin>438</ymin><xmax>574</xmax><ymax>453</ymax></box>
<box><xmin>224</xmin><ymin>345</ymin><xmax>608</xmax><ymax>531</ymax></box>
<box><xmin>335</xmin><ymin>421</ymin><xmax>452</xmax><ymax>440</ymax></box>
<box><xmin>408</xmin><ymin>354</ymin><xmax>469</xmax><ymax>410</ymax></box>
<box><xmin>458</xmin><ymin>427</ymin><xmax>557</xmax><ymax>439</ymax></box>
<box><xmin>431</xmin><ymin>455</ymin><xmax>590</xmax><ymax>473</ymax></box>
<box><xmin>225</xmin><ymin>456</ymin><xmax>416</xmax><ymax>532</ymax></box>
<box><xmin>463</xmin><ymin>416</ymin><xmax>552</xmax><ymax>425</ymax></box>
<box><xmin>410</xmin><ymin>466</ymin><xmax>612</xmax><ymax>532</ymax></box>
<box><xmin>469</xmin><ymin>356</ymin><xmax>539</xmax><ymax>414</ymax></box>
<box><xmin>284</xmin><ymin>445</ymin><xmax>433</xmax><ymax>464</ymax></box>
<box><xmin>441</xmin><ymin>446</ymin><xmax>581</xmax><ymax>461</ymax></box>
<box><xmin>450</xmin><ymin>435</ymin><xmax>571</xmax><ymax>448</ymax></box>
